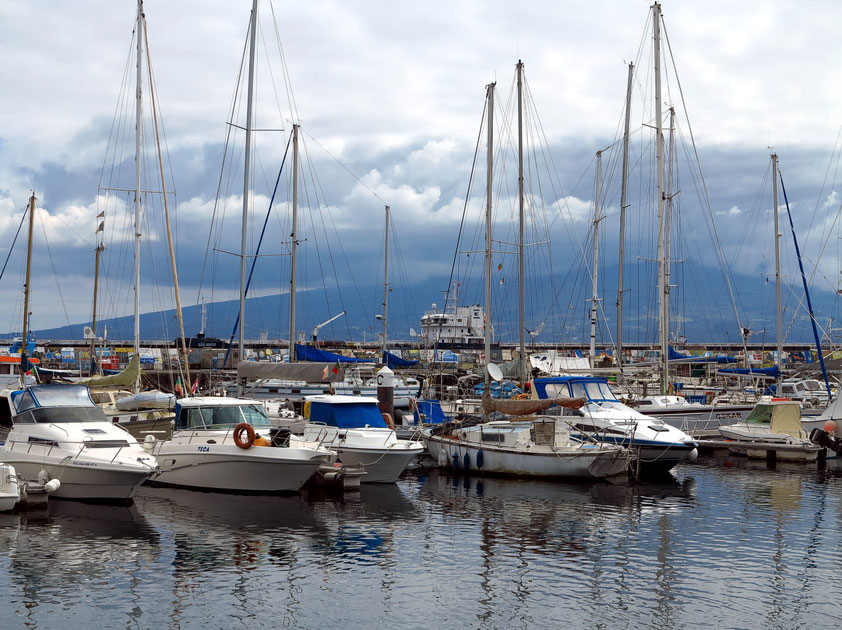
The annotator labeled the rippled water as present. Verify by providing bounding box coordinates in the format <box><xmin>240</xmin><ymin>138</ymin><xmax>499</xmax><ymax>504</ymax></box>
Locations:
<box><xmin>2</xmin><ymin>457</ymin><xmax>842</xmax><ymax>629</ymax></box>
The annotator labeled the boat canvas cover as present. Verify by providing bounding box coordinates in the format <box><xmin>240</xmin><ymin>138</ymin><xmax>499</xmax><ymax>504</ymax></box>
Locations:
<box><xmin>383</xmin><ymin>350</ymin><xmax>419</xmax><ymax>369</ymax></box>
<box><xmin>114</xmin><ymin>391</ymin><xmax>175</xmax><ymax>411</ymax></box>
<box><xmin>482</xmin><ymin>390</ymin><xmax>585</xmax><ymax>415</ymax></box>
<box><xmin>412</xmin><ymin>399</ymin><xmax>446</xmax><ymax>425</ymax></box>
<box><xmin>307</xmin><ymin>401</ymin><xmax>388</xmax><ymax>429</ymax></box>
<box><xmin>80</xmin><ymin>354</ymin><xmax>140</xmax><ymax>388</ymax></box>
<box><xmin>770</xmin><ymin>402</ymin><xmax>804</xmax><ymax>438</ymax></box>
<box><xmin>237</xmin><ymin>360</ymin><xmax>347</xmax><ymax>383</ymax></box>
<box><xmin>295</xmin><ymin>344</ymin><xmax>370</xmax><ymax>363</ymax></box>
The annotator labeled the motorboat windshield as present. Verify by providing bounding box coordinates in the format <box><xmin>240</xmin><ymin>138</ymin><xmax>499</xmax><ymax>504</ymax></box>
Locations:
<box><xmin>14</xmin><ymin>384</ymin><xmax>96</xmax><ymax>413</ymax></box>
<box><xmin>175</xmin><ymin>403</ymin><xmax>273</xmax><ymax>431</ymax></box>
<box><xmin>14</xmin><ymin>406</ymin><xmax>109</xmax><ymax>424</ymax></box>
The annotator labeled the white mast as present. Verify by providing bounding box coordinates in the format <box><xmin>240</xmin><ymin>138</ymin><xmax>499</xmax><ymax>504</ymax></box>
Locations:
<box><xmin>589</xmin><ymin>150</ymin><xmax>603</xmax><ymax>362</ymax></box>
<box><xmin>288</xmin><ymin>123</ymin><xmax>299</xmax><ymax>362</ymax></box>
<box><xmin>616</xmin><ymin>62</ymin><xmax>634</xmax><ymax>372</ymax></box>
<box><xmin>237</xmin><ymin>0</ymin><xmax>258</xmax><ymax>396</ymax></box>
<box><xmin>653</xmin><ymin>2</ymin><xmax>668</xmax><ymax>394</ymax></box>
<box><xmin>516</xmin><ymin>60</ymin><xmax>526</xmax><ymax>383</ymax></box>
<box><xmin>381</xmin><ymin>204</ymin><xmax>390</xmax><ymax>355</ymax></box>
<box><xmin>484</xmin><ymin>81</ymin><xmax>495</xmax><ymax>388</ymax></box>
<box><xmin>772</xmin><ymin>152</ymin><xmax>782</xmax><ymax>388</ymax></box>
<box><xmin>132</xmin><ymin>0</ymin><xmax>144</xmax><ymax>392</ymax></box>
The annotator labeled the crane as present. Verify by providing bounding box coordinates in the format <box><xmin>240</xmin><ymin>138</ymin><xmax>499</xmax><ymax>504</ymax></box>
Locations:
<box><xmin>312</xmin><ymin>311</ymin><xmax>347</xmax><ymax>345</ymax></box>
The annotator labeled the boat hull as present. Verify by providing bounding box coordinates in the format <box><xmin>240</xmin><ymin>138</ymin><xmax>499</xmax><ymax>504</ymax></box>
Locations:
<box><xmin>329</xmin><ymin>444</ymin><xmax>423</xmax><ymax>483</ymax></box>
<box><xmin>150</xmin><ymin>444</ymin><xmax>329</xmax><ymax>493</ymax></box>
<box><xmin>424</xmin><ymin>435</ymin><xmax>628</xmax><ymax>479</ymax></box>
<box><xmin>4</xmin><ymin>459</ymin><xmax>150</xmax><ymax>501</ymax></box>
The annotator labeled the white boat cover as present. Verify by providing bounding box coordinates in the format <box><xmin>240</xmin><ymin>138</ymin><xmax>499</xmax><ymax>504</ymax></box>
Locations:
<box><xmin>114</xmin><ymin>390</ymin><xmax>175</xmax><ymax>411</ymax></box>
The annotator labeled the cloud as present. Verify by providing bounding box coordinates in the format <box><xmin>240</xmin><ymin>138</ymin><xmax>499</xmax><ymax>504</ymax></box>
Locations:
<box><xmin>715</xmin><ymin>205</ymin><xmax>742</xmax><ymax>217</ymax></box>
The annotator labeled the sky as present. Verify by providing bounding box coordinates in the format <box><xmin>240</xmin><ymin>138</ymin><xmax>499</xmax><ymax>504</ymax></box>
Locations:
<box><xmin>1</xmin><ymin>0</ymin><xmax>842</xmax><ymax>345</ymax></box>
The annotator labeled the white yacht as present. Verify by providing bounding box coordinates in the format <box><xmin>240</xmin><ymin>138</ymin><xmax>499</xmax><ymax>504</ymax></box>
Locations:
<box><xmin>532</xmin><ymin>376</ymin><xmax>698</xmax><ymax>474</ymax></box>
<box><xmin>148</xmin><ymin>396</ymin><xmax>332</xmax><ymax>493</ymax></box>
<box><xmin>297</xmin><ymin>395</ymin><xmax>423</xmax><ymax>483</ymax></box>
<box><xmin>0</xmin><ymin>384</ymin><xmax>157</xmax><ymax>501</ymax></box>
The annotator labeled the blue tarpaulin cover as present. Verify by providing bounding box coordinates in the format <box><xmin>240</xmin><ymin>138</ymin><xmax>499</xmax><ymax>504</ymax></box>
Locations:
<box><xmin>307</xmin><ymin>400</ymin><xmax>388</xmax><ymax>428</ymax></box>
<box><xmin>383</xmin><ymin>351</ymin><xmax>419</xmax><ymax>368</ymax></box>
<box><xmin>295</xmin><ymin>344</ymin><xmax>370</xmax><ymax>363</ymax></box>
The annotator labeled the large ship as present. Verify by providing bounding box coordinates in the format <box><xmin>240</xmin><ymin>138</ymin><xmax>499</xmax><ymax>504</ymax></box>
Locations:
<box><xmin>419</xmin><ymin>302</ymin><xmax>486</xmax><ymax>347</ymax></box>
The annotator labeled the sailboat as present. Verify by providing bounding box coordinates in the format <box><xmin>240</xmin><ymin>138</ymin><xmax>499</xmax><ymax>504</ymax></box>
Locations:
<box><xmin>423</xmin><ymin>72</ymin><xmax>629</xmax><ymax>480</ymax></box>
<box><xmin>0</xmin><ymin>194</ymin><xmax>158</xmax><ymax>501</ymax></box>
<box><xmin>143</xmin><ymin>0</ymin><xmax>334</xmax><ymax>493</ymax></box>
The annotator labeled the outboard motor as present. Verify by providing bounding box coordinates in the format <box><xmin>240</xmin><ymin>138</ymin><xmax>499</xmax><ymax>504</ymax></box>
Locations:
<box><xmin>809</xmin><ymin>428</ymin><xmax>842</xmax><ymax>455</ymax></box>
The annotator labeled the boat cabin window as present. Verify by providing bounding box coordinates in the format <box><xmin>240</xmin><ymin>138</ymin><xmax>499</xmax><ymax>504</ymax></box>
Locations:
<box><xmin>90</xmin><ymin>392</ymin><xmax>113</xmax><ymax>405</ymax></box>
<box><xmin>804</xmin><ymin>380</ymin><xmax>822</xmax><ymax>392</ymax></box>
<box><xmin>745</xmin><ymin>404</ymin><xmax>773</xmax><ymax>425</ymax></box>
<box><xmin>176</xmin><ymin>404</ymin><xmax>272</xmax><ymax>430</ymax></box>
<box><xmin>15</xmin><ymin>406</ymin><xmax>109</xmax><ymax>424</ymax></box>
<box><xmin>569</xmin><ymin>381</ymin><xmax>617</xmax><ymax>402</ymax></box>
<box><xmin>0</xmin><ymin>396</ymin><xmax>12</xmax><ymax>428</ymax></box>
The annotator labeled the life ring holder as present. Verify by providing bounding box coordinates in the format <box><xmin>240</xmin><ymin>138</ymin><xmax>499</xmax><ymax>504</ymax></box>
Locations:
<box><xmin>233</xmin><ymin>422</ymin><xmax>256</xmax><ymax>449</ymax></box>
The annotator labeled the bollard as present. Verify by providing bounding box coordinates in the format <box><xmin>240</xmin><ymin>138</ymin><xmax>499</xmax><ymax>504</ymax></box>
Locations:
<box><xmin>377</xmin><ymin>366</ymin><xmax>395</xmax><ymax>427</ymax></box>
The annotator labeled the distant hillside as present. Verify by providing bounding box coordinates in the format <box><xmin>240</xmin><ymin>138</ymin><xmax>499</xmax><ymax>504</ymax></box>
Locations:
<box><xmin>19</xmin><ymin>265</ymin><xmax>838</xmax><ymax>346</ymax></box>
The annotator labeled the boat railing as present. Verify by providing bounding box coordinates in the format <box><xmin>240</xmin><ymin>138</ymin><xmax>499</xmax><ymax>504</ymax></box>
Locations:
<box><xmin>5</xmin><ymin>435</ymin><xmax>135</xmax><ymax>465</ymax></box>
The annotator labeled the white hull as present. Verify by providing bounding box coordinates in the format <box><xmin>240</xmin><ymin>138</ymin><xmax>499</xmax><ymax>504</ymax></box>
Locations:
<box><xmin>151</xmin><ymin>444</ymin><xmax>329</xmax><ymax>492</ymax></box>
<box><xmin>425</xmin><ymin>435</ymin><xmax>628</xmax><ymax>479</ymax></box>
<box><xmin>644</xmin><ymin>406</ymin><xmax>753</xmax><ymax>433</ymax></box>
<box><xmin>5</xmin><ymin>458</ymin><xmax>149</xmax><ymax>500</ymax></box>
<box><xmin>330</xmin><ymin>444</ymin><xmax>422</xmax><ymax>483</ymax></box>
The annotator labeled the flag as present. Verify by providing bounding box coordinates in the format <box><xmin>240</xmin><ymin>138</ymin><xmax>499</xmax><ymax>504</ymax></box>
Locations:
<box><xmin>497</xmin><ymin>263</ymin><xmax>503</xmax><ymax>271</ymax></box>
<box><xmin>191</xmin><ymin>377</ymin><xmax>199</xmax><ymax>394</ymax></box>
<box><xmin>97</xmin><ymin>211</ymin><xmax>105</xmax><ymax>218</ymax></box>
<box><xmin>96</xmin><ymin>221</ymin><xmax>104</xmax><ymax>233</ymax></box>
<box><xmin>174</xmin><ymin>378</ymin><xmax>183</xmax><ymax>397</ymax></box>
<box><xmin>322</xmin><ymin>364</ymin><xmax>329</xmax><ymax>379</ymax></box>
<box><xmin>331</xmin><ymin>359</ymin><xmax>341</xmax><ymax>375</ymax></box>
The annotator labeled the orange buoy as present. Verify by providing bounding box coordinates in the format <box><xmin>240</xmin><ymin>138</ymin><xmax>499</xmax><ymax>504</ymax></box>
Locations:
<box><xmin>825</xmin><ymin>420</ymin><xmax>838</xmax><ymax>434</ymax></box>
<box><xmin>233</xmin><ymin>422</ymin><xmax>256</xmax><ymax>449</ymax></box>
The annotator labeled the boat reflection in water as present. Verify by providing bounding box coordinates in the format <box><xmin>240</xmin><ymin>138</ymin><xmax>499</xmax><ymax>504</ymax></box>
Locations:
<box><xmin>0</xmin><ymin>500</ymin><xmax>159</xmax><ymax>628</ymax></box>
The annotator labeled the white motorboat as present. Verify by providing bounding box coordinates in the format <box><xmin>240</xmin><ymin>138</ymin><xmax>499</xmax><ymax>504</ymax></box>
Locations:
<box><xmin>148</xmin><ymin>396</ymin><xmax>333</xmax><ymax>493</ymax></box>
<box><xmin>532</xmin><ymin>376</ymin><xmax>698</xmax><ymax>474</ymax></box>
<box><xmin>0</xmin><ymin>384</ymin><xmax>157</xmax><ymax>501</ymax></box>
<box><xmin>718</xmin><ymin>399</ymin><xmax>819</xmax><ymax>461</ymax></box>
<box><xmin>297</xmin><ymin>395</ymin><xmax>423</xmax><ymax>483</ymax></box>
<box><xmin>633</xmin><ymin>394</ymin><xmax>752</xmax><ymax>433</ymax></box>
<box><xmin>425</xmin><ymin>416</ymin><xmax>630</xmax><ymax>480</ymax></box>
<box><xmin>0</xmin><ymin>463</ymin><xmax>20</xmax><ymax>511</ymax></box>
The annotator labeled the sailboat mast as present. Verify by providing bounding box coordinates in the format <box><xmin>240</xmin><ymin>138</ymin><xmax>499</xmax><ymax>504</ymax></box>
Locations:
<box><xmin>665</xmin><ymin>107</ymin><xmax>675</xmax><ymax>360</ymax></box>
<box><xmin>484</xmin><ymin>81</ymin><xmax>495</xmax><ymax>388</ymax></box>
<box><xmin>90</xmin><ymin>222</ymin><xmax>104</xmax><ymax>373</ymax></box>
<box><xmin>289</xmin><ymin>123</ymin><xmax>299</xmax><ymax>362</ymax></box>
<box><xmin>132</xmin><ymin>0</ymin><xmax>144</xmax><ymax>387</ymax></box>
<box><xmin>143</xmin><ymin>12</ymin><xmax>191</xmax><ymax>389</ymax></box>
<box><xmin>516</xmin><ymin>60</ymin><xmax>526</xmax><ymax>382</ymax></box>
<box><xmin>20</xmin><ymin>193</ymin><xmax>35</xmax><ymax>388</ymax></box>
<box><xmin>238</xmin><ymin>0</ymin><xmax>258</xmax><ymax>394</ymax></box>
<box><xmin>616</xmin><ymin>62</ymin><xmax>634</xmax><ymax>372</ymax></box>
<box><xmin>381</xmin><ymin>204</ymin><xmax>390</xmax><ymax>355</ymax></box>
<box><xmin>653</xmin><ymin>2</ymin><xmax>668</xmax><ymax>394</ymax></box>
<box><xmin>589</xmin><ymin>150</ymin><xmax>603</xmax><ymax>361</ymax></box>
<box><xmin>772</xmin><ymin>152</ymin><xmax>782</xmax><ymax>387</ymax></box>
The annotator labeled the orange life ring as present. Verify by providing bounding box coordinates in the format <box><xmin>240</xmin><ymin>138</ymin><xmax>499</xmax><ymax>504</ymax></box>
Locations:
<box><xmin>233</xmin><ymin>422</ymin><xmax>255</xmax><ymax>449</ymax></box>
<box><xmin>382</xmin><ymin>412</ymin><xmax>395</xmax><ymax>430</ymax></box>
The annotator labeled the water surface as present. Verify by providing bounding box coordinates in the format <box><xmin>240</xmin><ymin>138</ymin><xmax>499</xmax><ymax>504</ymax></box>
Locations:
<box><xmin>2</xmin><ymin>457</ymin><xmax>841</xmax><ymax>629</ymax></box>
